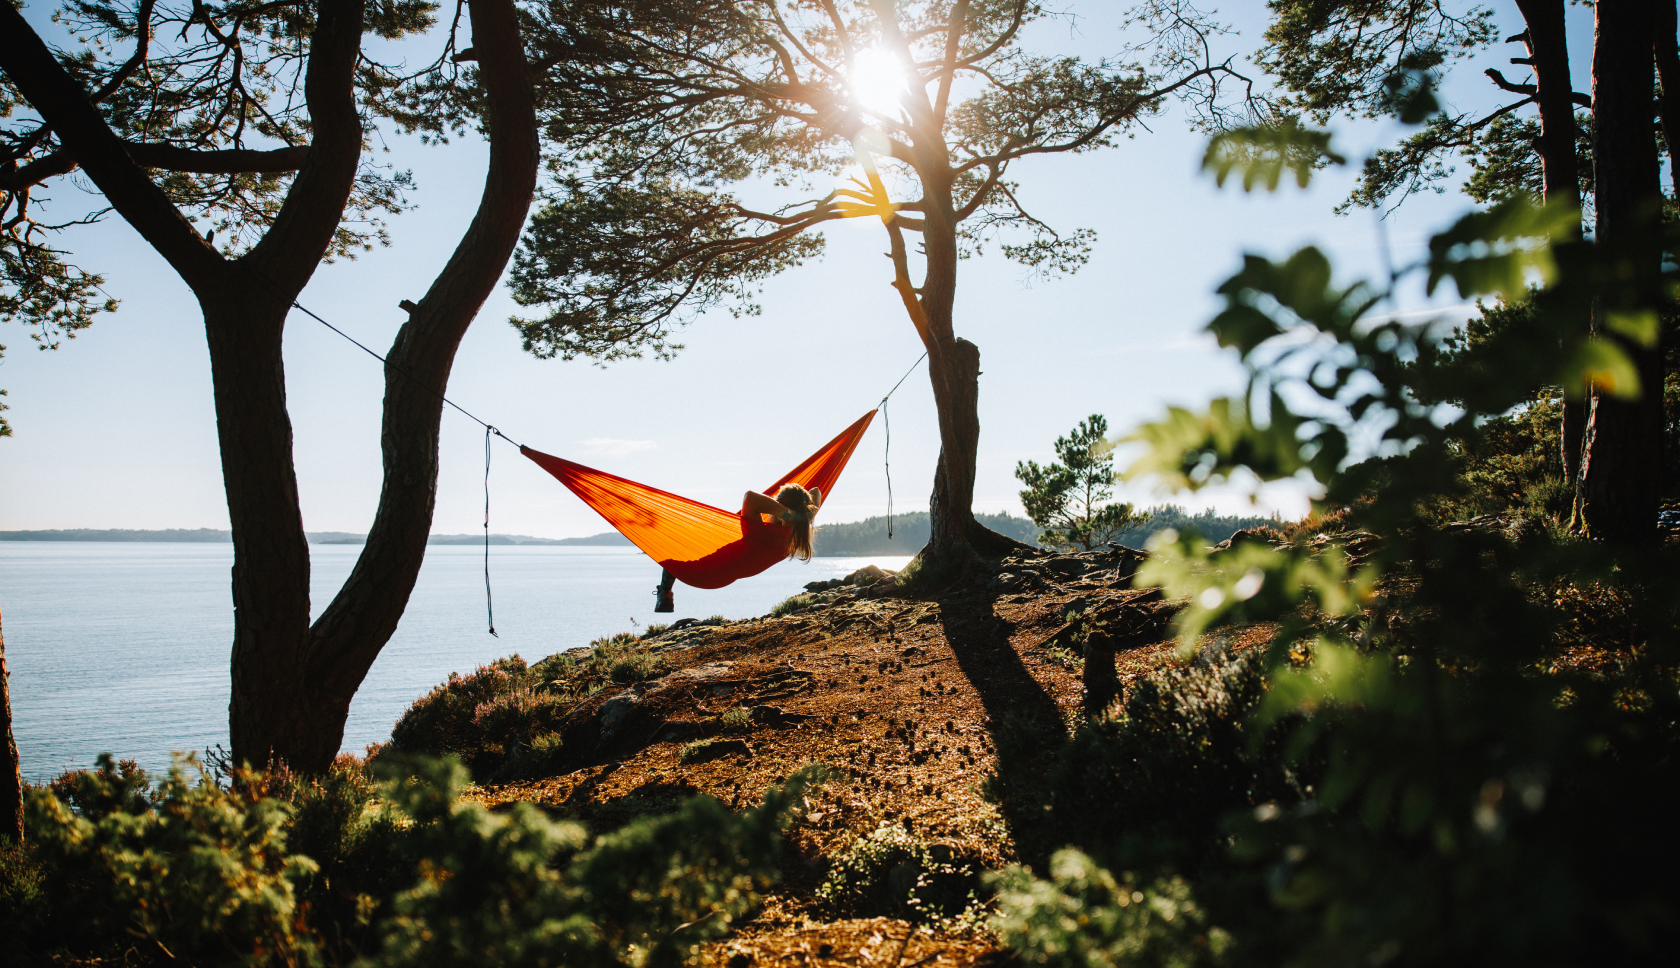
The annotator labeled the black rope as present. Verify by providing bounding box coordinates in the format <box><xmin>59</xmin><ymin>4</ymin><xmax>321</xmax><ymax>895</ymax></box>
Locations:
<box><xmin>483</xmin><ymin>425</ymin><xmax>498</xmax><ymax>637</ymax></box>
<box><xmin>287</xmin><ymin>286</ymin><xmax>931</xmax><ymax>623</ymax></box>
<box><xmin>284</xmin><ymin>296</ymin><xmax>518</xmax><ymax>637</ymax></box>
<box><xmin>878</xmin><ymin>351</ymin><xmax>927</xmax><ymax>541</ymax></box>
<box><xmin>286</xmin><ymin>299</ymin><xmax>523</xmax><ymax>451</ymax></box>
<box><xmin>883</xmin><ymin>399</ymin><xmax>895</xmax><ymax>539</ymax></box>
<box><xmin>881</xmin><ymin>350</ymin><xmax>927</xmax><ymax>405</ymax></box>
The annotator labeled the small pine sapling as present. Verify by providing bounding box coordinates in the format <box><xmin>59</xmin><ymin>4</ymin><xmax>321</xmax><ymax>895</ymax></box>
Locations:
<box><xmin>1016</xmin><ymin>415</ymin><xmax>1151</xmax><ymax>550</ymax></box>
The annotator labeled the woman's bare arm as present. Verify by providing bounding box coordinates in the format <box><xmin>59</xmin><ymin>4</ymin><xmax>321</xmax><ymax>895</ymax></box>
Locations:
<box><xmin>742</xmin><ymin>490</ymin><xmax>784</xmax><ymax>520</ymax></box>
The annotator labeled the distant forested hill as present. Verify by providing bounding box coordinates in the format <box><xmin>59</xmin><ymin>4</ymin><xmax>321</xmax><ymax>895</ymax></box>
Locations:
<box><xmin>813</xmin><ymin>512</ymin><xmax>1041</xmax><ymax>556</ymax></box>
<box><xmin>812</xmin><ymin>505</ymin><xmax>1286</xmax><ymax>556</ymax></box>
<box><xmin>0</xmin><ymin>528</ymin><xmax>235</xmax><ymax>542</ymax></box>
<box><xmin>1115</xmin><ymin>505</ymin><xmax>1285</xmax><ymax>550</ymax></box>
<box><xmin>0</xmin><ymin>529</ymin><xmax>630</xmax><ymax>546</ymax></box>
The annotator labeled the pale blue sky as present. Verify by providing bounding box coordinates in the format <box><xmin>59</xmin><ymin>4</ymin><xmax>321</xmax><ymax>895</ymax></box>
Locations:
<box><xmin>0</xmin><ymin>1</ymin><xmax>1594</xmax><ymax>537</ymax></box>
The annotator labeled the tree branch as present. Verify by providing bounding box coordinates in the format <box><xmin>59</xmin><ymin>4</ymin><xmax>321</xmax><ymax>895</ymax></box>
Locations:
<box><xmin>242</xmin><ymin>0</ymin><xmax>366</xmax><ymax>292</ymax></box>
<box><xmin>0</xmin><ymin>3</ymin><xmax>220</xmax><ymax>287</ymax></box>
<box><xmin>307</xmin><ymin>0</ymin><xmax>540</xmax><ymax>681</ymax></box>
<box><xmin>933</xmin><ymin>0</ymin><xmax>970</xmax><ymax>123</ymax></box>
<box><xmin>1483</xmin><ymin>67</ymin><xmax>1535</xmax><ymax>96</ymax></box>
<box><xmin>2</xmin><ymin>143</ymin><xmax>312</xmax><ymax>192</ymax></box>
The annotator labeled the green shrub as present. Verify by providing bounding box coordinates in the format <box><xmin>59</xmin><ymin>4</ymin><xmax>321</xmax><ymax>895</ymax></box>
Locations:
<box><xmin>991</xmin><ymin>849</ymin><xmax>1230</xmax><ymax>968</ymax></box>
<box><xmin>1040</xmin><ymin>651</ymin><xmax>1295</xmax><ymax>871</ymax></box>
<box><xmin>679</xmin><ymin>739</ymin><xmax>718</xmax><ymax>764</ymax></box>
<box><xmin>502</xmin><ymin>731</ymin><xmax>569</xmax><ymax>780</ymax></box>
<box><xmin>609</xmin><ymin>652</ymin><xmax>663</xmax><ymax>684</ymax></box>
<box><xmin>770</xmin><ymin>591</ymin><xmax>834</xmax><ymax>618</ymax></box>
<box><xmin>720</xmin><ymin>707</ymin><xmax>753</xmax><ymax>731</ymax></box>
<box><xmin>23</xmin><ymin>753</ymin><xmax>319</xmax><ymax>967</ymax></box>
<box><xmin>362</xmin><ymin>755</ymin><xmax>819</xmax><ymax>968</ymax></box>
<box><xmin>0</xmin><ymin>829</ymin><xmax>47</xmax><ymax>948</ymax></box>
<box><xmin>8</xmin><ymin>751</ymin><xmax>823</xmax><ymax>968</ymax></box>
<box><xmin>815</xmin><ymin>823</ymin><xmax>980</xmax><ymax>923</ymax></box>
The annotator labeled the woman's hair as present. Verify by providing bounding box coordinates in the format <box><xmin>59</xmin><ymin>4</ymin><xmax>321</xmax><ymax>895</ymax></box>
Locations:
<box><xmin>775</xmin><ymin>484</ymin><xmax>822</xmax><ymax>561</ymax></box>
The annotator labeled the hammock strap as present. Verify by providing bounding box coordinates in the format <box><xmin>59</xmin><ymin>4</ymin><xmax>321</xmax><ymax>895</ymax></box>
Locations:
<box><xmin>878</xmin><ymin>351</ymin><xmax>927</xmax><ymax>541</ymax></box>
<box><xmin>483</xmin><ymin>425</ymin><xmax>498</xmax><ymax>637</ymax></box>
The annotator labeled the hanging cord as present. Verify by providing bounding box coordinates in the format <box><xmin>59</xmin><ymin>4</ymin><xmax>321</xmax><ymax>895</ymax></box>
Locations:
<box><xmin>483</xmin><ymin>425</ymin><xmax>498</xmax><ymax>637</ymax></box>
<box><xmin>883</xmin><ymin>399</ymin><xmax>895</xmax><ymax>538</ymax></box>
<box><xmin>283</xmin><ymin>295</ymin><xmax>521</xmax><ymax>636</ymax></box>
<box><xmin>283</xmin><ymin>283</ymin><xmax>932</xmax><ymax>623</ymax></box>
<box><xmin>286</xmin><ymin>299</ymin><xmax>523</xmax><ymax>450</ymax></box>
<box><xmin>878</xmin><ymin>351</ymin><xmax>928</xmax><ymax>540</ymax></box>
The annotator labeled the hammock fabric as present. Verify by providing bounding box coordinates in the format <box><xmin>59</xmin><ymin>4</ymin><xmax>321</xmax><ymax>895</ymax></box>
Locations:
<box><xmin>521</xmin><ymin>410</ymin><xmax>877</xmax><ymax>589</ymax></box>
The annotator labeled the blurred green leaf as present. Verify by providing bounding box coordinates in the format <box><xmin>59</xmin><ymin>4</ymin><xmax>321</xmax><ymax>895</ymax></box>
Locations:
<box><xmin>1426</xmin><ymin>198</ymin><xmax>1577</xmax><ymax>299</ymax></box>
<box><xmin>1562</xmin><ymin>337</ymin><xmax>1643</xmax><ymax>399</ymax></box>
<box><xmin>1604</xmin><ymin>310</ymin><xmax>1660</xmax><ymax>348</ymax></box>
<box><xmin>1203</xmin><ymin>119</ymin><xmax>1346</xmax><ymax>192</ymax></box>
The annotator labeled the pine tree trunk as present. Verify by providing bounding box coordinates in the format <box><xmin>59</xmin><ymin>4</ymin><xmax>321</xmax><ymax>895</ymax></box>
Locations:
<box><xmin>1577</xmin><ymin>0</ymin><xmax>1666</xmax><ymax>543</ymax></box>
<box><xmin>912</xmin><ymin>166</ymin><xmax>1029</xmax><ymax>562</ymax></box>
<box><xmin>1</xmin><ymin>606</ymin><xmax>23</xmax><ymax>843</ymax></box>
<box><xmin>225</xmin><ymin>0</ymin><xmax>538</xmax><ymax>771</ymax></box>
<box><xmin>206</xmin><ymin>286</ymin><xmax>338</xmax><ymax>768</ymax></box>
<box><xmin>927</xmin><ymin>337</ymin><xmax>982</xmax><ymax>557</ymax></box>
<box><xmin>1658</xmin><ymin>1</ymin><xmax>1680</xmax><ymax>200</ymax></box>
<box><xmin>1515</xmin><ymin>0</ymin><xmax>1588</xmax><ymax>486</ymax></box>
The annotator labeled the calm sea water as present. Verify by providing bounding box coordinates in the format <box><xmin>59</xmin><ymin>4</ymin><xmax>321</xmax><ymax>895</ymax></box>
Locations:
<box><xmin>0</xmin><ymin>541</ymin><xmax>909</xmax><ymax>783</ymax></box>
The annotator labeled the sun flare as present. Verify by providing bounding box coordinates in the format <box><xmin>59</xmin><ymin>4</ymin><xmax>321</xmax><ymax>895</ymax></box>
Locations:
<box><xmin>848</xmin><ymin>47</ymin><xmax>909</xmax><ymax>118</ymax></box>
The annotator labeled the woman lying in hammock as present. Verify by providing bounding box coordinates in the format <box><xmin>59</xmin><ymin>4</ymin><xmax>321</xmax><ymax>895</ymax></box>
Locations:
<box><xmin>654</xmin><ymin>483</ymin><xmax>821</xmax><ymax>612</ymax></box>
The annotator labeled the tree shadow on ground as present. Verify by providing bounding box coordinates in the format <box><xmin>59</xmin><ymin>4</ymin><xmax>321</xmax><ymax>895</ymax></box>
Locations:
<box><xmin>939</xmin><ymin>593</ymin><xmax>1068</xmax><ymax>865</ymax></box>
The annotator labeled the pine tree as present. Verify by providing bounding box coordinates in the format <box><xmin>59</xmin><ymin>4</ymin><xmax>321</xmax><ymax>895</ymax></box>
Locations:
<box><xmin>1015</xmin><ymin>415</ymin><xmax>1149</xmax><ymax>550</ymax></box>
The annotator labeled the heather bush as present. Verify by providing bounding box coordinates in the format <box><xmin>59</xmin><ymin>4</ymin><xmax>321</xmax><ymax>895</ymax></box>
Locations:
<box><xmin>4</xmin><ymin>752</ymin><xmax>821</xmax><ymax>967</ymax></box>
<box><xmin>472</xmin><ymin>688</ymin><xmax>569</xmax><ymax>750</ymax></box>
<box><xmin>386</xmin><ymin>656</ymin><xmax>533</xmax><ymax>767</ymax></box>
<box><xmin>382</xmin><ymin>631</ymin><xmax>672</xmax><ymax>781</ymax></box>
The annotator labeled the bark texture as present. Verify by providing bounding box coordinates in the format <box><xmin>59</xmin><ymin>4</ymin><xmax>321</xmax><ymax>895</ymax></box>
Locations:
<box><xmin>1513</xmin><ymin>0</ymin><xmax>1588</xmax><ymax>484</ymax></box>
<box><xmin>1</xmin><ymin>0</ymin><xmax>539</xmax><ymax>772</ymax></box>
<box><xmin>1577</xmin><ymin>0</ymin><xmax>1666</xmax><ymax>543</ymax></box>
<box><xmin>228</xmin><ymin>0</ymin><xmax>539</xmax><ymax>769</ymax></box>
<box><xmin>875</xmin><ymin>3</ymin><xmax>1028</xmax><ymax>564</ymax></box>
<box><xmin>1656</xmin><ymin>0</ymin><xmax>1680</xmax><ymax>200</ymax></box>
<box><xmin>1</xmin><ymin>607</ymin><xmax>21</xmax><ymax>843</ymax></box>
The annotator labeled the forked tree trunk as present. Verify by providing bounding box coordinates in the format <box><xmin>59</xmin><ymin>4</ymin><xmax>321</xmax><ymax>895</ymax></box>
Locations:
<box><xmin>1577</xmin><ymin>0</ymin><xmax>1666</xmax><ymax>543</ymax></box>
<box><xmin>1513</xmin><ymin>0</ymin><xmax>1587</xmax><ymax>485</ymax></box>
<box><xmin>1</xmin><ymin>606</ymin><xmax>22</xmax><ymax>842</ymax></box>
<box><xmin>228</xmin><ymin>0</ymin><xmax>539</xmax><ymax>770</ymax></box>
<box><xmin>1</xmin><ymin>0</ymin><xmax>538</xmax><ymax>773</ymax></box>
<box><xmin>206</xmin><ymin>290</ymin><xmax>319</xmax><ymax>764</ymax></box>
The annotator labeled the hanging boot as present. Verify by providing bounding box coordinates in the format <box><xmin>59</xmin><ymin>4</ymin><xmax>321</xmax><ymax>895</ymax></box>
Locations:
<box><xmin>654</xmin><ymin>569</ymin><xmax>676</xmax><ymax>613</ymax></box>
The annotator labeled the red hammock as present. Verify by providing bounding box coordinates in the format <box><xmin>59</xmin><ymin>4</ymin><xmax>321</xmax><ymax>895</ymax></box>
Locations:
<box><xmin>521</xmin><ymin>410</ymin><xmax>876</xmax><ymax>589</ymax></box>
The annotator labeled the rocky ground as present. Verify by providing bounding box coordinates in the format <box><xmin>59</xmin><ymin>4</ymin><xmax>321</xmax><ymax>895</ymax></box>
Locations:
<box><xmin>464</xmin><ymin>545</ymin><xmax>1274</xmax><ymax>968</ymax></box>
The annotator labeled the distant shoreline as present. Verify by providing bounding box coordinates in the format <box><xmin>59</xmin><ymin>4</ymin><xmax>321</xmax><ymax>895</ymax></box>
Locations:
<box><xmin>0</xmin><ymin>528</ymin><xmax>631</xmax><ymax>546</ymax></box>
